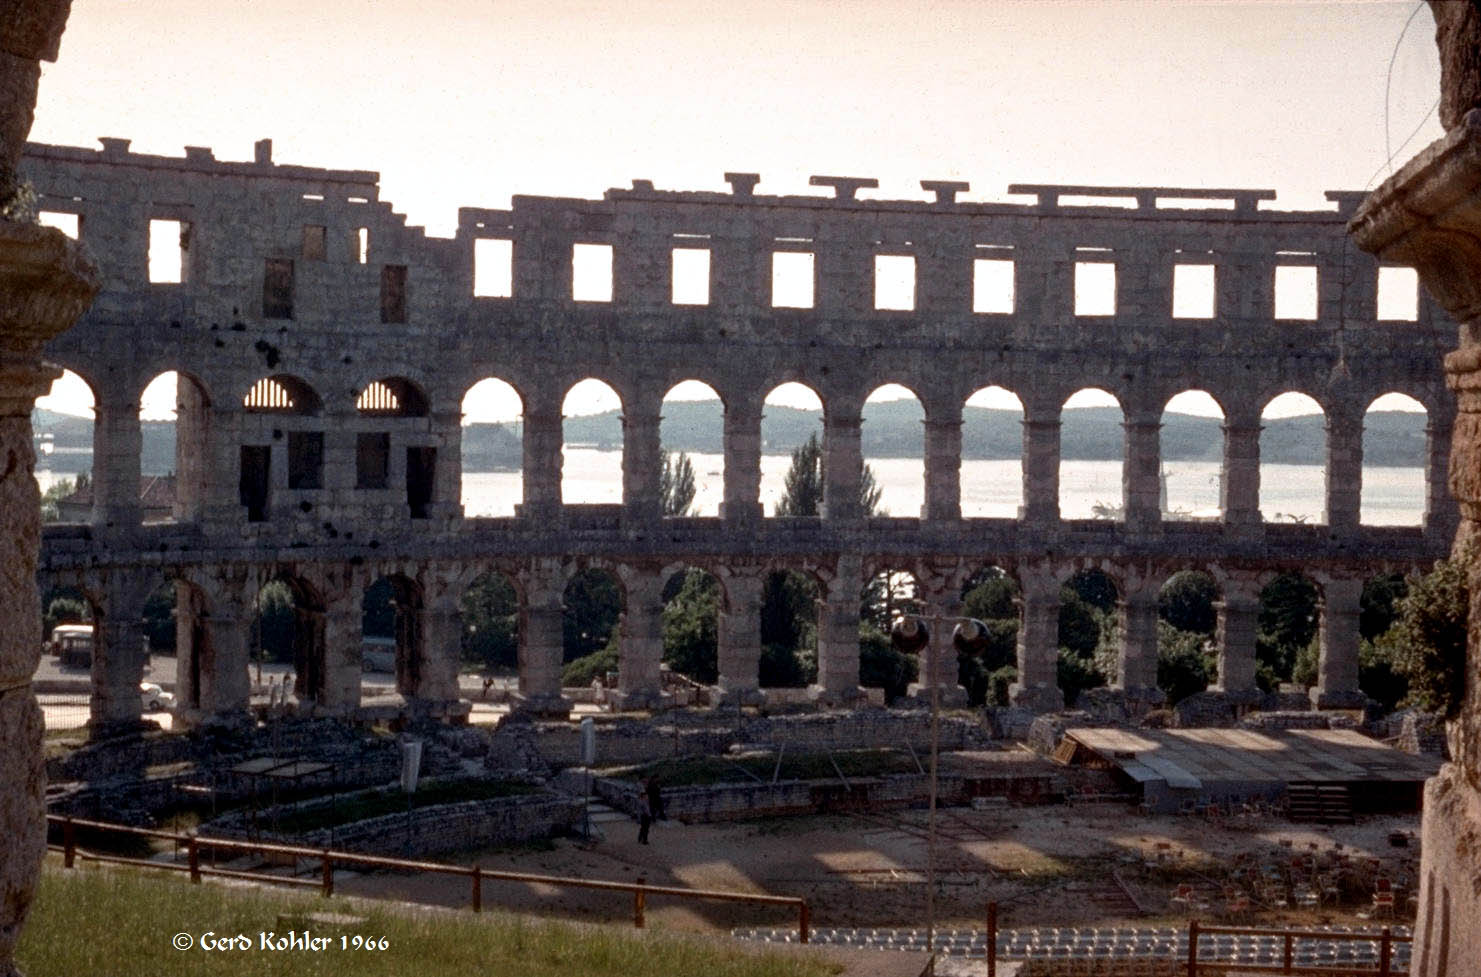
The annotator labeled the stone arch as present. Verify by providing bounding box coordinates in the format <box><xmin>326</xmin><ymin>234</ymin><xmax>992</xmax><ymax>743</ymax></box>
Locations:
<box><xmin>256</xmin><ymin>571</ymin><xmax>328</xmax><ymax>703</ymax></box>
<box><xmin>962</xmin><ymin>385</ymin><xmax>1023</xmax><ymax>518</ymax></box>
<box><xmin>1058</xmin><ymin>567</ymin><xmax>1120</xmax><ymax>704</ymax></box>
<box><xmin>562</xmin><ymin>563</ymin><xmax>625</xmax><ymax>668</ymax></box>
<box><xmin>1259</xmin><ymin>391</ymin><xmax>1326</xmax><ymax>524</ymax></box>
<box><xmin>759</xmin><ymin>562</ymin><xmax>823</xmax><ymax>689</ymax></box>
<box><xmin>355</xmin><ymin>375</ymin><xmax>429</xmax><ymax>417</ymax></box>
<box><xmin>659</xmin><ymin>564</ymin><xmax>722</xmax><ymax>684</ymax></box>
<box><xmin>1362</xmin><ymin>391</ymin><xmax>1427</xmax><ymax>527</ymax></box>
<box><xmin>460</xmin><ymin>567</ymin><xmax>522</xmax><ymax>678</ymax></box>
<box><xmin>1160</xmin><ymin>389</ymin><xmax>1225</xmax><ymax>521</ymax></box>
<box><xmin>362</xmin><ymin>573</ymin><xmax>426</xmax><ymax>696</ymax></box>
<box><xmin>460</xmin><ymin>377</ymin><xmax>524</xmax><ymax>517</ymax></box>
<box><xmin>1155</xmin><ymin>569</ymin><xmax>1221</xmax><ymax>703</ymax></box>
<box><xmin>1059</xmin><ymin>387</ymin><xmax>1124</xmax><ymax>520</ymax></box>
<box><xmin>34</xmin><ymin>367</ymin><xmax>97</xmax><ymax>524</ymax></box>
<box><xmin>242</xmin><ymin>374</ymin><xmax>322</xmax><ymax>414</ymax></box>
<box><xmin>138</xmin><ymin>369</ymin><xmax>212</xmax><ymax>523</ymax></box>
<box><xmin>561</xmin><ymin>378</ymin><xmax>623</xmax><ymax>504</ymax></box>
<box><xmin>1255</xmin><ymin>570</ymin><xmax>1320</xmax><ymax>693</ymax></box>
<box><xmin>862</xmin><ymin>383</ymin><xmax>923</xmax><ymax>517</ymax></box>
<box><xmin>761</xmin><ymin>381</ymin><xmax>824</xmax><ymax>516</ymax></box>
<box><xmin>659</xmin><ymin>379</ymin><xmax>724</xmax><ymax>517</ymax></box>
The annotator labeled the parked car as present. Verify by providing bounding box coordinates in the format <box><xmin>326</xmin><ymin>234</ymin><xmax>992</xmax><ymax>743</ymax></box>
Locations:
<box><xmin>140</xmin><ymin>682</ymin><xmax>175</xmax><ymax>712</ymax></box>
<box><xmin>361</xmin><ymin>636</ymin><xmax>396</xmax><ymax>673</ymax></box>
<box><xmin>49</xmin><ymin>624</ymin><xmax>93</xmax><ymax>669</ymax></box>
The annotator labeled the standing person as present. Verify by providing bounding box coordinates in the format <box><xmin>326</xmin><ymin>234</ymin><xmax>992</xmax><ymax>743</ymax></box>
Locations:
<box><xmin>637</xmin><ymin>787</ymin><xmax>653</xmax><ymax>845</ymax></box>
<box><xmin>645</xmin><ymin>775</ymin><xmax>666</xmax><ymax>822</ymax></box>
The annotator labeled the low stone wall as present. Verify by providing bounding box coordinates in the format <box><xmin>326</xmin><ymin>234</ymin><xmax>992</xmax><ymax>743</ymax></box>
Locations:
<box><xmin>204</xmin><ymin>788</ymin><xmax>581</xmax><ymax>858</ymax></box>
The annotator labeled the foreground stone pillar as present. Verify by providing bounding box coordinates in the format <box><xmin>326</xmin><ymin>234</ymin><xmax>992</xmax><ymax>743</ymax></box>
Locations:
<box><xmin>720</xmin><ymin>401</ymin><xmax>763</xmax><ymax>522</ymax></box>
<box><xmin>1212</xmin><ymin>574</ymin><xmax>1262</xmax><ymax>703</ymax></box>
<box><xmin>0</xmin><ymin>7</ymin><xmax>100</xmax><ymax>961</ymax></box>
<box><xmin>1009</xmin><ymin>566</ymin><xmax>1063</xmax><ymax>711</ymax></box>
<box><xmin>811</xmin><ymin>554</ymin><xmax>865</xmax><ymax>706</ymax></box>
<box><xmin>1310</xmin><ymin>575</ymin><xmax>1365</xmax><ymax>710</ymax></box>
<box><xmin>715</xmin><ymin>569</ymin><xmax>764</xmax><ymax>706</ymax></box>
<box><xmin>613</xmin><ymin>567</ymin><xmax>663</xmax><ymax>710</ymax></box>
<box><xmin>513</xmin><ymin>560</ymin><xmax>571</xmax><ymax>717</ymax></box>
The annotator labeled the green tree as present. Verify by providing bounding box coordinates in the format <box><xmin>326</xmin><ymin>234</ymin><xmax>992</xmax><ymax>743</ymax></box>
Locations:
<box><xmin>1361</xmin><ymin>573</ymin><xmax>1408</xmax><ymax>640</ymax></box>
<box><xmin>662</xmin><ymin>569</ymin><xmax>719</xmax><ymax>683</ymax></box>
<box><xmin>859</xmin><ymin>623</ymin><xmax>916</xmax><ymax>702</ymax></box>
<box><xmin>660</xmin><ymin>451</ymin><xmax>697</xmax><ymax>517</ymax></box>
<box><xmin>252</xmin><ymin>581</ymin><xmax>296</xmax><ymax>664</ymax></box>
<box><xmin>461</xmin><ymin>572</ymin><xmax>518</xmax><ymax>670</ymax></box>
<box><xmin>141</xmin><ymin>583</ymin><xmax>176</xmax><ymax>653</ymax></box>
<box><xmin>1379</xmin><ymin>556</ymin><xmax>1468</xmax><ymax>718</ymax></box>
<box><xmin>42</xmin><ymin>591</ymin><xmax>89</xmax><ymax>640</ymax></box>
<box><xmin>39</xmin><ymin>472</ymin><xmax>86</xmax><ymax>523</ymax></box>
<box><xmin>1156</xmin><ymin>621</ymin><xmax>1214</xmax><ymax>704</ymax></box>
<box><xmin>773</xmin><ymin>432</ymin><xmax>882</xmax><ymax>517</ymax></box>
<box><xmin>1255</xmin><ymin>573</ymin><xmax>1319</xmax><ymax>690</ymax></box>
<box><xmin>1158</xmin><ymin>571</ymin><xmax>1217</xmax><ymax>635</ymax></box>
<box><xmin>563</xmin><ymin>569</ymin><xmax>622</xmax><ymax>662</ymax></box>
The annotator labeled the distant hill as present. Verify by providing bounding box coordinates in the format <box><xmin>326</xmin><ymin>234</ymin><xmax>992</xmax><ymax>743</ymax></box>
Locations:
<box><xmin>30</xmin><ymin>404</ymin><xmax>1430</xmax><ymax>475</ymax></box>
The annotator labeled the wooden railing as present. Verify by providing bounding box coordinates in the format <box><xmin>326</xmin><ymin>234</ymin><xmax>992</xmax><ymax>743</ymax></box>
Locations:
<box><xmin>1187</xmin><ymin>920</ymin><xmax>1409</xmax><ymax>976</ymax></box>
<box><xmin>47</xmin><ymin>814</ymin><xmax>809</xmax><ymax>942</ymax></box>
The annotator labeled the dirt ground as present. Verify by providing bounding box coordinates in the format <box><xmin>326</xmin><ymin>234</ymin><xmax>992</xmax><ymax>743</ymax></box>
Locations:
<box><xmin>336</xmin><ymin>799</ymin><xmax>1423</xmax><ymax>938</ymax></box>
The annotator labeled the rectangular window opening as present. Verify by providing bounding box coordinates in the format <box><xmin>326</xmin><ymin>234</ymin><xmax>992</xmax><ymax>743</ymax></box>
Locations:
<box><xmin>1377</xmin><ymin>266</ymin><xmax>1419</xmax><ymax>321</ymax></box>
<box><xmin>356</xmin><ymin>432</ymin><xmax>390</xmax><ymax>490</ymax></box>
<box><xmin>148</xmin><ymin>218</ymin><xmax>189</xmax><ymax>284</ymax></box>
<box><xmin>38</xmin><ymin>211</ymin><xmax>79</xmax><ymax>239</ymax></box>
<box><xmin>973</xmin><ymin>257</ymin><xmax>1015</xmax><ymax>314</ymax></box>
<box><xmin>238</xmin><ymin>445</ymin><xmax>271</xmax><ymax>522</ymax></box>
<box><xmin>874</xmin><ymin>254</ymin><xmax>916</xmax><ymax>311</ymax></box>
<box><xmin>1274</xmin><ymin>265</ymin><xmax>1319</xmax><ymax>320</ymax></box>
<box><xmin>380</xmin><ymin>264</ymin><xmax>408</xmax><ymax>323</ymax></box>
<box><xmin>771</xmin><ymin>251</ymin><xmax>814</xmax><ymax>308</ymax></box>
<box><xmin>1074</xmin><ymin>260</ymin><xmax>1116</xmax><ymax>316</ymax></box>
<box><xmin>473</xmin><ymin>238</ymin><xmax>513</xmax><ymax>297</ymax></box>
<box><xmin>262</xmin><ymin>258</ymin><xmax>294</xmax><ymax>319</ymax></box>
<box><xmin>1172</xmin><ymin>264</ymin><xmax>1216</xmax><ymax>319</ymax></box>
<box><xmin>572</xmin><ymin>243</ymin><xmax>613</xmax><ymax>302</ymax></box>
<box><xmin>406</xmin><ymin>446</ymin><xmax>436</xmax><ymax>519</ymax></box>
<box><xmin>671</xmin><ymin>247</ymin><xmax>710</xmax><ymax>305</ymax></box>
<box><xmin>353</xmin><ymin>227</ymin><xmax>369</xmax><ymax>264</ymax></box>
<box><xmin>302</xmin><ymin>225</ymin><xmax>327</xmax><ymax>261</ymax></box>
<box><xmin>287</xmin><ymin>431</ymin><xmax>323</xmax><ymax>490</ymax></box>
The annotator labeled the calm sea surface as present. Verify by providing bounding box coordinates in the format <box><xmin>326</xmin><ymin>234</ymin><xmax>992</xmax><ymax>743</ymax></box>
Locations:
<box><xmin>459</xmin><ymin>449</ymin><xmax>1428</xmax><ymax>527</ymax></box>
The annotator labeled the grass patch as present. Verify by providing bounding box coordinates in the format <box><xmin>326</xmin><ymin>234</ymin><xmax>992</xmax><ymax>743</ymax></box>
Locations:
<box><xmin>275</xmin><ymin>779</ymin><xmax>540</xmax><ymax>834</ymax></box>
<box><xmin>19</xmin><ymin>862</ymin><xmax>838</xmax><ymax>977</ymax></box>
<box><xmin>609</xmin><ymin>749</ymin><xmax>922</xmax><ymax>787</ymax></box>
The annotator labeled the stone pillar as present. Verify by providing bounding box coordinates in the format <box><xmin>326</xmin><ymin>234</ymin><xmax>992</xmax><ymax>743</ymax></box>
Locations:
<box><xmin>513</xmin><ymin>561</ymin><xmax>571</xmax><ymax>717</ymax></box>
<box><xmin>191</xmin><ymin>577</ymin><xmax>252</xmax><ymax>721</ymax></box>
<box><xmin>1009</xmin><ymin>567</ymin><xmax>1064</xmax><ymax>711</ymax></box>
<box><xmin>1115</xmin><ymin>586</ymin><xmax>1164</xmax><ymax>708</ymax></box>
<box><xmin>1212</xmin><ymin>575</ymin><xmax>1262</xmax><ymax>703</ymax></box>
<box><xmin>417</xmin><ymin>603</ymin><xmax>463</xmax><ymax>705</ymax></box>
<box><xmin>520</xmin><ymin>396</ymin><xmax>563</xmax><ymax>521</ymax></box>
<box><xmin>822</xmin><ymin>405</ymin><xmax>864</xmax><ymax>521</ymax></box>
<box><xmin>1324</xmin><ymin>409</ymin><xmax>1363</xmax><ymax>530</ymax></box>
<box><xmin>622</xmin><ymin>398</ymin><xmax>661</xmax><ymax>524</ymax></box>
<box><xmin>1220</xmin><ymin>407</ymin><xmax>1262</xmax><ymax>529</ymax></box>
<box><xmin>721</xmin><ymin>401</ymin><xmax>763</xmax><ymax>522</ymax></box>
<box><xmin>318</xmin><ymin>585</ymin><xmax>362</xmax><ymax>714</ymax></box>
<box><xmin>716</xmin><ymin>570</ymin><xmax>764</xmax><ymax>706</ymax></box>
<box><xmin>811</xmin><ymin>555</ymin><xmax>865</xmax><ymax>706</ymax></box>
<box><xmin>1019</xmin><ymin>403</ymin><xmax>1060</xmax><ymax>525</ymax></box>
<box><xmin>907</xmin><ymin>580</ymin><xmax>969</xmax><ymax>708</ymax></box>
<box><xmin>430</xmin><ymin>408</ymin><xmax>463</xmax><ymax>523</ymax></box>
<box><xmin>1122</xmin><ymin>410</ymin><xmax>1162</xmax><ymax>529</ymax></box>
<box><xmin>0</xmin><ymin>56</ymin><xmax>100</xmax><ymax>958</ymax></box>
<box><xmin>1310</xmin><ymin>576</ymin><xmax>1366</xmax><ymax>710</ymax></box>
<box><xmin>1425</xmin><ymin>416</ymin><xmax>1459</xmax><ymax>539</ymax></box>
<box><xmin>91</xmin><ymin>397</ymin><xmax>142</xmax><ymax>531</ymax></box>
<box><xmin>921</xmin><ymin>410</ymin><xmax>963</xmax><ymax>522</ymax></box>
<box><xmin>613</xmin><ymin>568</ymin><xmax>664</xmax><ymax>710</ymax></box>
<box><xmin>88</xmin><ymin>577</ymin><xmax>148</xmax><ymax>730</ymax></box>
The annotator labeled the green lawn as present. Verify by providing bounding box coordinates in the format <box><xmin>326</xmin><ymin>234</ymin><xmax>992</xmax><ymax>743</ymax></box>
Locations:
<box><xmin>18</xmin><ymin>862</ymin><xmax>837</xmax><ymax>977</ymax></box>
<box><xmin>609</xmin><ymin>749</ymin><xmax>923</xmax><ymax>787</ymax></box>
<box><xmin>274</xmin><ymin>779</ymin><xmax>540</xmax><ymax>834</ymax></box>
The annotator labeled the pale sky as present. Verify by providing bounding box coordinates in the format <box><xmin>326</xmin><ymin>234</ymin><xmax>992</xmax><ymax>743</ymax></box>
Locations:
<box><xmin>29</xmin><ymin>0</ymin><xmax>1441</xmax><ymax>422</ymax></box>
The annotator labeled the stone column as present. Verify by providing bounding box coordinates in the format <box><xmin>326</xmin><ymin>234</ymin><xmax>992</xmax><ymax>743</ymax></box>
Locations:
<box><xmin>716</xmin><ymin>569</ymin><xmax>764</xmax><ymax>706</ymax></box>
<box><xmin>1311</xmin><ymin>575</ymin><xmax>1366</xmax><ymax>710</ymax></box>
<box><xmin>822</xmin><ymin>405</ymin><xmax>864</xmax><ymax>521</ymax></box>
<box><xmin>417</xmin><ymin>603</ymin><xmax>463</xmax><ymax>706</ymax></box>
<box><xmin>91</xmin><ymin>397</ymin><xmax>142</xmax><ymax>531</ymax></box>
<box><xmin>908</xmin><ymin>579</ymin><xmax>969</xmax><ymax>707</ymax></box>
<box><xmin>811</xmin><ymin>554</ymin><xmax>865</xmax><ymax>706</ymax></box>
<box><xmin>613</xmin><ymin>568</ymin><xmax>664</xmax><ymax>710</ymax></box>
<box><xmin>88</xmin><ymin>576</ymin><xmax>148</xmax><ymax>730</ymax></box>
<box><xmin>1425</xmin><ymin>415</ymin><xmax>1459</xmax><ymax>539</ymax></box>
<box><xmin>189</xmin><ymin>575</ymin><xmax>253</xmax><ymax>722</ymax></box>
<box><xmin>1</xmin><ymin>41</ymin><xmax>100</xmax><ymax>959</ymax></box>
<box><xmin>1019</xmin><ymin>402</ymin><xmax>1061</xmax><ymax>525</ymax></box>
<box><xmin>1220</xmin><ymin>407</ymin><xmax>1262</xmax><ymax>529</ymax></box>
<box><xmin>1212</xmin><ymin>575</ymin><xmax>1262</xmax><ymax>704</ymax></box>
<box><xmin>1009</xmin><ymin>566</ymin><xmax>1064</xmax><ymax>711</ymax></box>
<box><xmin>622</xmin><ymin>398</ymin><xmax>662</xmax><ymax>524</ymax></box>
<box><xmin>1122</xmin><ymin>409</ymin><xmax>1162</xmax><ymax>529</ymax></box>
<box><xmin>513</xmin><ymin>561</ymin><xmax>571</xmax><ymax>717</ymax></box>
<box><xmin>1115</xmin><ymin>586</ymin><xmax>1164</xmax><ymax>707</ymax></box>
<box><xmin>430</xmin><ymin>408</ymin><xmax>463</xmax><ymax>523</ymax></box>
<box><xmin>721</xmin><ymin>400</ymin><xmax>762</xmax><ymax>521</ymax></box>
<box><xmin>921</xmin><ymin>409</ymin><xmax>963</xmax><ymax>522</ymax></box>
<box><xmin>1324</xmin><ymin>409</ymin><xmax>1363</xmax><ymax>530</ymax></box>
<box><xmin>318</xmin><ymin>584</ymin><xmax>362</xmax><ymax>714</ymax></box>
<box><xmin>519</xmin><ymin>395</ymin><xmax>563</xmax><ymax>521</ymax></box>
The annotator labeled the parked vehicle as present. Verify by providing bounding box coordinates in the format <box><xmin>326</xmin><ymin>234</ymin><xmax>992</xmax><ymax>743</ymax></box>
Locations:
<box><xmin>49</xmin><ymin>624</ymin><xmax>93</xmax><ymax>669</ymax></box>
<box><xmin>140</xmin><ymin>682</ymin><xmax>174</xmax><ymax>712</ymax></box>
<box><xmin>361</xmin><ymin>635</ymin><xmax>396</xmax><ymax>673</ymax></box>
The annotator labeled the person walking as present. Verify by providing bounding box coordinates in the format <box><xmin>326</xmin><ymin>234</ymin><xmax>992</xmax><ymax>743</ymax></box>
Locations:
<box><xmin>645</xmin><ymin>776</ymin><xmax>666</xmax><ymax>822</ymax></box>
<box><xmin>637</xmin><ymin>790</ymin><xmax>653</xmax><ymax>844</ymax></box>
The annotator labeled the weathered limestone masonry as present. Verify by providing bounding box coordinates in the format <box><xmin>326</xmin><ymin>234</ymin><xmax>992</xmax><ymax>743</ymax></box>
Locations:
<box><xmin>22</xmin><ymin>141</ymin><xmax>1457</xmax><ymax>730</ymax></box>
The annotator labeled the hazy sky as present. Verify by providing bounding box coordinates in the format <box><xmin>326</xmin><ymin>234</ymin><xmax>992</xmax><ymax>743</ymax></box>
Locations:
<box><xmin>29</xmin><ymin>0</ymin><xmax>1442</xmax><ymax>421</ymax></box>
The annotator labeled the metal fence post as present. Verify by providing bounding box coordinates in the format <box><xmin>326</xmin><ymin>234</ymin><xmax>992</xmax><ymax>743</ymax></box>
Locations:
<box><xmin>472</xmin><ymin>865</ymin><xmax>482</xmax><ymax>913</ymax></box>
<box><xmin>1186</xmin><ymin>919</ymin><xmax>1199</xmax><ymax>977</ymax></box>
<box><xmin>799</xmin><ymin>901</ymin><xmax>809</xmax><ymax>944</ymax></box>
<box><xmin>1380</xmin><ymin>927</ymin><xmax>1392</xmax><ymax>977</ymax></box>
<box><xmin>321</xmin><ymin>850</ymin><xmax>333</xmax><ymax>898</ymax></box>
<box><xmin>187</xmin><ymin>836</ymin><xmax>200</xmax><ymax>884</ymax></box>
<box><xmin>1283</xmin><ymin>931</ymin><xmax>1293</xmax><ymax>974</ymax></box>
<box><xmin>62</xmin><ymin>816</ymin><xmax>75</xmax><ymax>869</ymax></box>
<box><xmin>634</xmin><ymin>876</ymin><xmax>646</xmax><ymax>929</ymax></box>
<box><xmin>987</xmin><ymin>901</ymin><xmax>998</xmax><ymax>977</ymax></box>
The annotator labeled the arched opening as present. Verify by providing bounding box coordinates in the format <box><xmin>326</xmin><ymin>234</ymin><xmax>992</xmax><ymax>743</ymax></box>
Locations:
<box><xmin>39</xmin><ymin>584</ymin><xmax>95</xmax><ymax>728</ymax></box>
<box><xmin>659</xmin><ymin>381</ymin><xmax>723</xmax><ymax>517</ymax></box>
<box><xmin>1058</xmin><ymin>569</ymin><xmax>1117</xmax><ymax>704</ymax></box>
<box><xmin>960</xmin><ymin>566</ymin><xmax>1021</xmax><ymax>705</ymax></box>
<box><xmin>138</xmin><ymin>371</ymin><xmax>212</xmax><ymax>523</ymax></box>
<box><xmin>252</xmin><ymin>575</ymin><xmax>326</xmax><ymax>703</ymax></box>
<box><xmin>461</xmin><ymin>571</ymin><xmax>520</xmax><ymax>689</ymax></box>
<box><xmin>1358</xmin><ymin>571</ymin><xmax>1410</xmax><ymax>712</ymax></box>
<box><xmin>661</xmin><ymin>567</ymin><xmax>721</xmax><ymax>683</ymax></box>
<box><xmin>1362</xmin><ymin>392</ymin><xmax>1427</xmax><ymax>526</ymax></box>
<box><xmin>560</xmin><ymin>568</ymin><xmax>623</xmax><ymax>686</ymax></box>
<box><xmin>355</xmin><ymin>377</ymin><xmax>429</xmax><ymax>417</ymax></box>
<box><xmin>1256</xmin><ymin>572</ymin><xmax>1319</xmax><ymax>692</ymax></box>
<box><xmin>1160</xmin><ymin>390</ymin><xmax>1224</xmax><ymax>521</ymax></box>
<box><xmin>860</xmin><ymin>385</ymin><xmax>922</xmax><ymax>517</ymax></box>
<box><xmin>759</xmin><ymin>569</ymin><xmax>820</xmax><ymax>688</ymax></box>
<box><xmin>1156</xmin><ymin>570</ymin><xmax>1218</xmax><ymax>704</ymax></box>
<box><xmin>362</xmin><ymin>574</ymin><xmax>425</xmax><ymax>698</ymax></box>
<box><xmin>1059</xmin><ymin>388</ymin><xmax>1123</xmax><ymax>520</ymax></box>
<box><xmin>561</xmin><ymin>379</ymin><xmax>623</xmax><ymax>504</ymax></box>
<box><xmin>961</xmin><ymin>386</ymin><xmax>1023</xmax><ymax>518</ymax></box>
<box><xmin>460</xmin><ymin>378</ymin><xmax>524</xmax><ymax>517</ymax></box>
<box><xmin>34</xmin><ymin>368</ymin><xmax>95</xmax><ymax>524</ymax></box>
<box><xmin>1259</xmin><ymin>392</ymin><xmax>1326</xmax><ymax>524</ymax></box>
<box><xmin>761</xmin><ymin>382</ymin><xmax>824</xmax><ymax>516</ymax></box>
<box><xmin>859</xmin><ymin>568</ymin><xmax>921</xmax><ymax>703</ymax></box>
<box><xmin>357</xmin><ymin>377</ymin><xmax>434</xmax><ymax>518</ymax></box>
<box><xmin>242</xmin><ymin>375</ymin><xmax>323</xmax><ymax>522</ymax></box>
